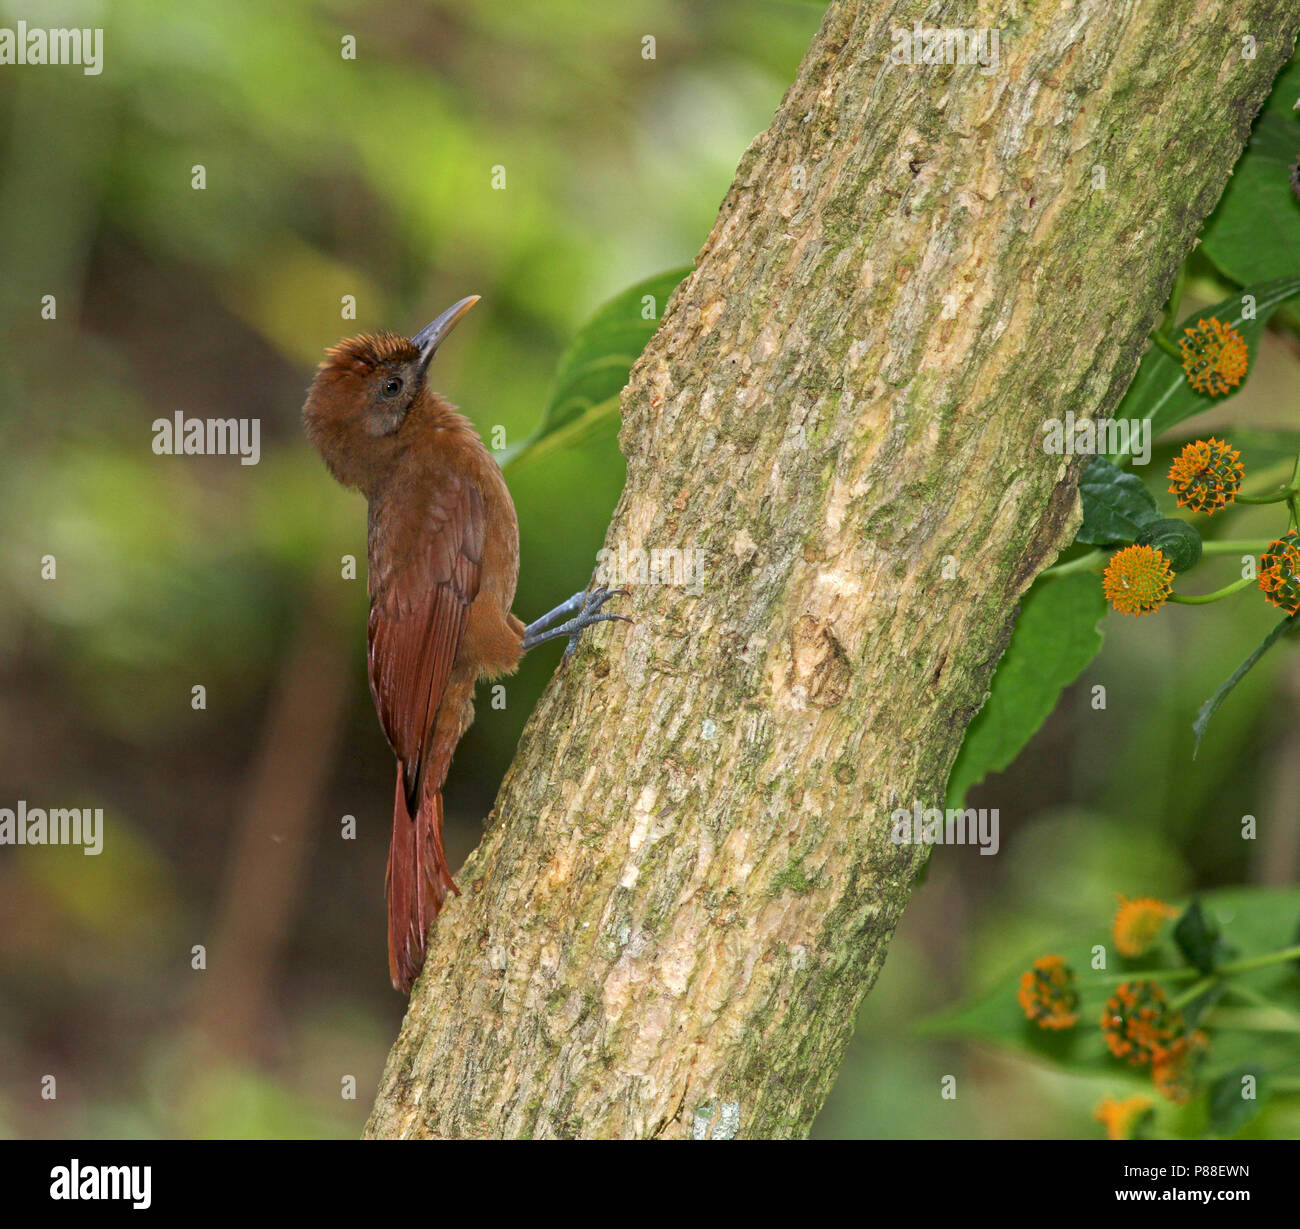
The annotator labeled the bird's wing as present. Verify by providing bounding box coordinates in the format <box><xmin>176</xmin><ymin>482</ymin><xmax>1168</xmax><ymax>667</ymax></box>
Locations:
<box><xmin>367</xmin><ymin>475</ymin><xmax>484</xmax><ymax>816</ymax></box>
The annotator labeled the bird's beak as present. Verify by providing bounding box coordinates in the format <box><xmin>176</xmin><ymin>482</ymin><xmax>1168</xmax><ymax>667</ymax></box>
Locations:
<box><xmin>412</xmin><ymin>295</ymin><xmax>480</xmax><ymax>371</ymax></box>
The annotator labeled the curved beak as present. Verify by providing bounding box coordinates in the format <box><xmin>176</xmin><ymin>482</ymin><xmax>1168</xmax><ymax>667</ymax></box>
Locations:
<box><xmin>412</xmin><ymin>295</ymin><xmax>480</xmax><ymax>371</ymax></box>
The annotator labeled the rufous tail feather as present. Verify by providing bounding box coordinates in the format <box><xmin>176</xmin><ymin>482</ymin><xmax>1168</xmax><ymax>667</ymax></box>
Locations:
<box><xmin>385</xmin><ymin>769</ymin><xmax>459</xmax><ymax>994</ymax></box>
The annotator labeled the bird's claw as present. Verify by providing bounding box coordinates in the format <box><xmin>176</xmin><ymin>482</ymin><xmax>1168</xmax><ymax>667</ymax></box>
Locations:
<box><xmin>521</xmin><ymin>585</ymin><xmax>632</xmax><ymax>659</ymax></box>
<box><xmin>559</xmin><ymin>587</ymin><xmax>632</xmax><ymax>663</ymax></box>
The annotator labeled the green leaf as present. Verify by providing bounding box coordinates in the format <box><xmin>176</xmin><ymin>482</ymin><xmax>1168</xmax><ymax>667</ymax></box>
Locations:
<box><xmin>1193</xmin><ymin>611</ymin><xmax>1299</xmax><ymax>755</ymax></box>
<box><xmin>1200</xmin><ymin>59</ymin><xmax>1300</xmax><ymax>285</ymax></box>
<box><xmin>500</xmin><ymin>267</ymin><xmax>691</xmax><ymax>470</ymax></box>
<box><xmin>945</xmin><ymin>573</ymin><xmax>1106</xmax><ymax>807</ymax></box>
<box><xmin>1136</xmin><ymin>518</ymin><xmax>1202</xmax><ymax>573</ymax></box>
<box><xmin>1208</xmin><ymin>1066</ymin><xmax>1268</xmax><ymax>1136</ymax></box>
<box><xmin>1108</xmin><ymin>277</ymin><xmax>1300</xmax><ymax>462</ymax></box>
<box><xmin>1173</xmin><ymin>901</ymin><xmax>1233</xmax><ymax>973</ymax></box>
<box><xmin>1077</xmin><ymin>457</ymin><xmax>1162</xmax><ymax>544</ymax></box>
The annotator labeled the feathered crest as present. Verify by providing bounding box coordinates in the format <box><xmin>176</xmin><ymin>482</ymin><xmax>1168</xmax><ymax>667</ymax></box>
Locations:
<box><xmin>320</xmin><ymin>331</ymin><xmax>419</xmax><ymax>376</ymax></box>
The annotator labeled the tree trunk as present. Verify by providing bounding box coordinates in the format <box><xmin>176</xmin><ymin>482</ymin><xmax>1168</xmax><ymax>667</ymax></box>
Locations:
<box><xmin>366</xmin><ymin>0</ymin><xmax>1297</xmax><ymax>1138</ymax></box>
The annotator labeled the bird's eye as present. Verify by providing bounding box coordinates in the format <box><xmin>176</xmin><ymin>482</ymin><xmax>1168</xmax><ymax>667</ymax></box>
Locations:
<box><xmin>382</xmin><ymin>376</ymin><xmax>404</xmax><ymax>398</ymax></box>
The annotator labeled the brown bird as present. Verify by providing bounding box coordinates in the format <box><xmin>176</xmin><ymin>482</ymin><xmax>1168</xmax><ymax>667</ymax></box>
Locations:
<box><xmin>302</xmin><ymin>296</ymin><xmax>626</xmax><ymax>994</ymax></box>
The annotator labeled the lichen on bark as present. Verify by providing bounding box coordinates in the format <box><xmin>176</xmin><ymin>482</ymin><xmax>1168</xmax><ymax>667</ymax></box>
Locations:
<box><xmin>366</xmin><ymin>0</ymin><xmax>1300</xmax><ymax>1139</ymax></box>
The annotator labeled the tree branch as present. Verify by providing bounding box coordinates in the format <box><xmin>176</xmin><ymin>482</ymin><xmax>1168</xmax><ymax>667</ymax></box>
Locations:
<box><xmin>366</xmin><ymin>0</ymin><xmax>1299</xmax><ymax>1138</ymax></box>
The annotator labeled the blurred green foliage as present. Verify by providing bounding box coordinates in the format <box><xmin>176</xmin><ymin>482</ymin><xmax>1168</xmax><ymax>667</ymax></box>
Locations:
<box><xmin>0</xmin><ymin>0</ymin><xmax>823</xmax><ymax>1142</ymax></box>
<box><xmin>1</xmin><ymin>3</ymin><xmax>1298</xmax><ymax>1141</ymax></box>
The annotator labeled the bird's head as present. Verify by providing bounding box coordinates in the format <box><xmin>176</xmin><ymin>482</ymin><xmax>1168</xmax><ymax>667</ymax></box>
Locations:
<box><xmin>302</xmin><ymin>295</ymin><xmax>479</xmax><ymax>491</ymax></box>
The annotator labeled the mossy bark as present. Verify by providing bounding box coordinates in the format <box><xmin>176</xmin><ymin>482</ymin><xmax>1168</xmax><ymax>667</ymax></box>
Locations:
<box><xmin>366</xmin><ymin>0</ymin><xmax>1298</xmax><ymax>1138</ymax></box>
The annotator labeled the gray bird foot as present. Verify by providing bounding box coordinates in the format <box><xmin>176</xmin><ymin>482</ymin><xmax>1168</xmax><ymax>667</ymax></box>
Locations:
<box><xmin>522</xmin><ymin>586</ymin><xmax>631</xmax><ymax>662</ymax></box>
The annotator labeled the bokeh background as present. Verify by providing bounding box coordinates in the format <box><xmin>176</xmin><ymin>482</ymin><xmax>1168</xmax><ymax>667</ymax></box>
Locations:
<box><xmin>1</xmin><ymin>0</ymin><xmax>1297</xmax><ymax>1139</ymax></box>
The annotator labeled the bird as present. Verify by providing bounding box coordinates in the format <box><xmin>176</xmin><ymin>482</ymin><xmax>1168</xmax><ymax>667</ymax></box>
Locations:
<box><xmin>302</xmin><ymin>296</ymin><xmax>627</xmax><ymax>994</ymax></box>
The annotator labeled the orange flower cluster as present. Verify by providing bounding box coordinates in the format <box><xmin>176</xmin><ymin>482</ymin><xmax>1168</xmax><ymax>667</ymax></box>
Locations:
<box><xmin>1094</xmin><ymin>1095</ymin><xmax>1154</xmax><ymax>1141</ymax></box>
<box><xmin>1167</xmin><ymin>438</ymin><xmax>1243</xmax><ymax>515</ymax></box>
<box><xmin>1017</xmin><ymin>897</ymin><xmax>1226</xmax><ymax>1135</ymax></box>
<box><xmin>1113</xmin><ymin>895</ymin><xmax>1178</xmax><ymax>958</ymax></box>
<box><xmin>1017</xmin><ymin>954</ymin><xmax>1080</xmax><ymax>1030</ymax></box>
<box><xmin>1101</xmin><ymin>981</ymin><xmax>1185</xmax><ymax>1068</ymax></box>
<box><xmin>1179</xmin><ymin>317</ymin><xmax>1249</xmax><ymax>396</ymax></box>
<box><xmin>1103</xmin><ymin>544</ymin><xmax>1174</xmax><ymax>615</ymax></box>
<box><xmin>1259</xmin><ymin>530</ymin><xmax>1300</xmax><ymax>614</ymax></box>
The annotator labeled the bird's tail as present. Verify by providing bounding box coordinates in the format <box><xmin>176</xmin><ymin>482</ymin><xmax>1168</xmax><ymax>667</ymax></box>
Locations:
<box><xmin>386</xmin><ymin>769</ymin><xmax>459</xmax><ymax>995</ymax></box>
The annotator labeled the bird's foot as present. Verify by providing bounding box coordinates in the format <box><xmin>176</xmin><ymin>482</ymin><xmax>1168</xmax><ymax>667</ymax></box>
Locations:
<box><xmin>521</xmin><ymin>586</ymin><xmax>631</xmax><ymax>662</ymax></box>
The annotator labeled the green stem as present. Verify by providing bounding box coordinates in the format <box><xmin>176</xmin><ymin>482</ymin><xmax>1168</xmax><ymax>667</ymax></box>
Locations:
<box><xmin>1236</xmin><ymin>489</ymin><xmax>1296</xmax><ymax>505</ymax></box>
<box><xmin>1200</xmin><ymin>540</ymin><xmax>1268</xmax><ymax>556</ymax></box>
<box><xmin>1284</xmin><ymin>442</ymin><xmax>1300</xmax><ymax>531</ymax></box>
<box><xmin>1088</xmin><ymin>943</ymin><xmax>1300</xmax><ymax>986</ymax></box>
<box><xmin>1091</xmin><ymin>966</ymin><xmax>1203</xmax><ymax>986</ymax></box>
<box><xmin>1169</xmin><ymin>975</ymin><xmax>1217</xmax><ymax>1011</ymax></box>
<box><xmin>1168</xmin><ymin>575</ymin><xmax>1255</xmax><ymax>604</ymax></box>
<box><xmin>1218</xmin><ymin>944</ymin><xmax>1300</xmax><ymax>976</ymax></box>
<box><xmin>1042</xmin><ymin>549</ymin><xmax>1106</xmax><ymax>577</ymax></box>
<box><xmin>1150</xmin><ymin>329</ymin><xmax>1183</xmax><ymax>361</ymax></box>
<box><xmin>1041</xmin><ymin>539</ymin><xmax>1266</xmax><ymax>580</ymax></box>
